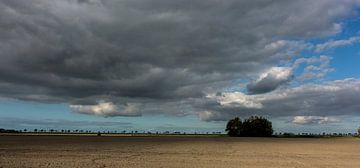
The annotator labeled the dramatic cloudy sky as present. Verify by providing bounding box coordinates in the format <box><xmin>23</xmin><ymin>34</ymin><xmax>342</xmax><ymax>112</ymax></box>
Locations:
<box><xmin>1</xmin><ymin>0</ymin><xmax>360</xmax><ymax>133</ymax></box>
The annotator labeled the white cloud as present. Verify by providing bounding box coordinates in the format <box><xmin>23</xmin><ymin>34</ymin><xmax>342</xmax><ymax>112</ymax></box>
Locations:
<box><xmin>247</xmin><ymin>67</ymin><xmax>293</xmax><ymax>94</ymax></box>
<box><xmin>293</xmin><ymin>55</ymin><xmax>334</xmax><ymax>81</ymax></box>
<box><xmin>208</xmin><ymin>92</ymin><xmax>263</xmax><ymax>109</ymax></box>
<box><xmin>292</xmin><ymin>116</ymin><xmax>339</xmax><ymax>125</ymax></box>
<box><xmin>259</xmin><ymin>67</ymin><xmax>292</xmax><ymax>82</ymax></box>
<box><xmin>202</xmin><ymin>78</ymin><xmax>360</xmax><ymax>121</ymax></box>
<box><xmin>70</xmin><ymin>101</ymin><xmax>141</xmax><ymax>117</ymax></box>
<box><xmin>315</xmin><ymin>36</ymin><xmax>360</xmax><ymax>52</ymax></box>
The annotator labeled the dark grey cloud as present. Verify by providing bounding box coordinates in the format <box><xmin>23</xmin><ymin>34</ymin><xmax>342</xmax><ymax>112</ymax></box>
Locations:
<box><xmin>0</xmin><ymin>0</ymin><xmax>360</xmax><ymax>117</ymax></box>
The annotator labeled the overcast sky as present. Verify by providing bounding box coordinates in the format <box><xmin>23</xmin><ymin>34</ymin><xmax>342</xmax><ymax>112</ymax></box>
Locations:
<box><xmin>1</xmin><ymin>0</ymin><xmax>360</xmax><ymax>133</ymax></box>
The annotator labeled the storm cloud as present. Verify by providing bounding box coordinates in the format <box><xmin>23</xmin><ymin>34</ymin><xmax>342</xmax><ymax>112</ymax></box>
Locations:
<box><xmin>1</xmin><ymin>0</ymin><xmax>360</xmax><ymax>120</ymax></box>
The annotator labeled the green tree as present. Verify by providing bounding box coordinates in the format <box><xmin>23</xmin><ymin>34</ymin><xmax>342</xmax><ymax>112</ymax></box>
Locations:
<box><xmin>358</xmin><ymin>127</ymin><xmax>360</xmax><ymax>136</ymax></box>
<box><xmin>226</xmin><ymin>116</ymin><xmax>273</xmax><ymax>137</ymax></box>
<box><xmin>225</xmin><ymin>117</ymin><xmax>242</xmax><ymax>136</ymax></box>
<box><xmin>242</xmin><ymin>116</ymin><xmax>273</xmax><ymax>137</ymax></box>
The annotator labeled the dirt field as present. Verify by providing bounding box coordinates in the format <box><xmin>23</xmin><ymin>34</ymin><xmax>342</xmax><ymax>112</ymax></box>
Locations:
<box><xmin>1</xmin><ymin>136</ymin><xmax>360</xmax><ymax>168</ymax></box>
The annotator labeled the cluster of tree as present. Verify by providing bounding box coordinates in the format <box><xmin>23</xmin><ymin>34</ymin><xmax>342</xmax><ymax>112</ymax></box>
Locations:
<box><xmin>225</xmin><ymin>116</ymin><xmax>273</xmax><ymax>137</ymax></box>
<box><xmin>358</xmin><ymin>128</ymin><xmax>360</xmax><ymax>137</ymax></box>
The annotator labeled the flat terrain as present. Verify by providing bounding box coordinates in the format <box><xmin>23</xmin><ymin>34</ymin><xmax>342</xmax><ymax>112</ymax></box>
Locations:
<box><xmin>1</xmin><ymin>135</ymin><xmax>360</xmax><ymax>168</ymax></box>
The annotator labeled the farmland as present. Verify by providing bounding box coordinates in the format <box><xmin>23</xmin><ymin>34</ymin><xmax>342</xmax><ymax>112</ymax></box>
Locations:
<box><xmin>1</xmin><ymin>135</ymin><xmax>360</xmax><ymax>168</ymax></box>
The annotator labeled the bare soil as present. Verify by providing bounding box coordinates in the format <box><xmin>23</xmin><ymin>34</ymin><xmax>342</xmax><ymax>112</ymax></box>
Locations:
<box><xmin>1</xmin><ymin>135</ymin><xmax>360</xmax><ymax>168</ymax></box>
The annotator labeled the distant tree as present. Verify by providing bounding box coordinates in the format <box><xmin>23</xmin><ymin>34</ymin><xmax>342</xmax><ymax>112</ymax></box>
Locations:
<box><xmin>242</xmin><ymin>116</ymin><xmax>273</xmax><ymax>137</ymax></box>
<box><xmin>225</xmin><ymin>117</ymin><xmax>242</xmax><ymax>137</ymax></box>
<box><xmin>226</xmin><ymin>116</ymin><xmax>273</xmax><ymax>137</ymax></box>
<box><xmin>358</xmin><ymin>128</ymin><xmax>360</xmax><ymax>136</ymax></box>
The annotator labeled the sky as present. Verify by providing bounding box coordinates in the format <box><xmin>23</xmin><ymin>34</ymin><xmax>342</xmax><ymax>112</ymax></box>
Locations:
<box><xmin>1</xmin><ymin>0</ymin><xmax>360</xmax><ymax>134</ymax></box>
